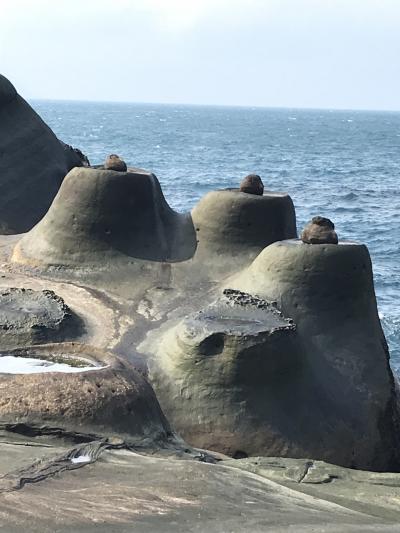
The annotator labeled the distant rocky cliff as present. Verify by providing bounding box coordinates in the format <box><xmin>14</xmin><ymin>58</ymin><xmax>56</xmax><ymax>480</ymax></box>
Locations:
<box><xmin>0</xmin><ymin>74</ymin><xmax>88</xmax><ymax>234</ymax></box>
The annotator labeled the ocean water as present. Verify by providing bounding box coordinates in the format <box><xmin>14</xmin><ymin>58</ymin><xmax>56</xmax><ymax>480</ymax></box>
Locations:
<box><xmin>31</xmin><ymin>100</ymin><xmax>400</xmax><ymax>374</ymax></box>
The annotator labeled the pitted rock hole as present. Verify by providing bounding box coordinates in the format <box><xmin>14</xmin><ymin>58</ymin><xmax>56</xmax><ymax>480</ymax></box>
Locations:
<box><xmin>198</xmin><ymin>333</ymin><xmax>225</xmax><ymax>356</ymax></box>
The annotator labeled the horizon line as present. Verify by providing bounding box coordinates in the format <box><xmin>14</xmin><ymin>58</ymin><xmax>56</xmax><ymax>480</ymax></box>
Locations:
<box><xmin>28</xmin><ymin>96</ymin><xmax>400</xmax><ymax>114</ymax></box>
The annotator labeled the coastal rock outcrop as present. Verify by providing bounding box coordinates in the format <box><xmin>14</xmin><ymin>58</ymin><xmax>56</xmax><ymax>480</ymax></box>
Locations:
<box><xmin>10</xmin><ymin>163</ymin><xmax>399</xmax><ymax>471</ymax></box>
<box><xmin>0</xmin><ymin>288</ymin><xmax>82</xmax><ymax>348</ymax></box>
<box><xmin>0</xmin><ymin>343</ymin><xmax>171</xmax><ymax>445</ymax></box>
<box><xmin>0</xmin><ymin>74</ymin><xmax>88</xmax><ymax>234</ymax></box>
<box><xmin>1</xmin><ymin>77</ymin><xmax>400</xmax><ymax>531</ymax></box>
<box><xmin>239</xmin><ymin>173</ymin><xmax>264</xmax><ymax>195</ymax></box>
<box><xmin>60</xmin><ymin>140</ymin><xmax>90</xmax><ymax>168</ymax></box>
<box><xmin>148</xmin><ymin>289</ymin><xmax>304</xmax><ymax>458</ymax></box>
<box><xmin>226</xmin><ymin>240</ymin><xmax>400</xmax><ymax>471</ymax></box>
<box><xmin>4</xmin><ymin>444</ymin><xmax>400</xmax><ymax>532</ymax></box>
<box><xmin>191</xmin><ymin>188</ymin><xmax>297</xmax><ymax>270</ymax></box>
<box><xmin>13</xmin><ymin>173</ymin><xmax>297</xmax><ymax>278</ymax></box>
<box><xmin>13</xmin><ymin>166</ymin><xmax>197</xmax><ymax>266</ymax></box>
<box><xmin>0</xmin><ymin>73</ymin><xmax>17</xmax><ymax>105</ymax></box>
<box><xmin>8</xmin><ymin>162</ymin><xmax>399</xmax><ymax>472</ymax></box>
<box><xmin>301</xmin><ymin>216</ymin><xmax>338</xmax><ymax>244</ymax></box>
<box><xmin>148</xmin><ymin>267</ymin><xmax>400</xmax><ymax>470</ymax></box>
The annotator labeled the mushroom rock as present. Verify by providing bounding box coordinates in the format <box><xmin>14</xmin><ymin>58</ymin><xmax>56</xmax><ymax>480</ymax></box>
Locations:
<box><xmin>13</xmin><ymin>166</ymin><xmax>197</xmax><ymax>267</ymax></box>
<box><xmin>239</xmin><ymin>174</ymin><xmax>264</xmax><ymax>195</ymax></box>
<box><xmin>0</xmin><ymin>287</ymin><xmax>83</xmax><ymax>349</ymax></box>
<box><xmin>0</xmin><ymin>343</ymin><xmax>171</xmax><ymax>445</ymax></box>
<box><xmin>104</xmin><ymin>154</ymin><xmax>127</xmax><ymax>172</ymax></box>
<box><xmin>228</xmin><ymin>240</ymin><xmax>400</xmax><ymax>471</ymax></box>
<box><xmin>0</xmin><ymin>73</ymin><xmax>87</xmax><ymax>234</ymax></box>
<box><xmin>191</xmin><ymin>189</ymin><xmax>297</xmax><ymax>271</ymax></box>
<box><xmin>148</xmin><ymin>289</ymin><xmax>307</xmax><ymax>459</ymax></box>
<box><xmin>301</xmin><ymin>216</ymin><xmax>338</xmax><ymax>244</ymax></box>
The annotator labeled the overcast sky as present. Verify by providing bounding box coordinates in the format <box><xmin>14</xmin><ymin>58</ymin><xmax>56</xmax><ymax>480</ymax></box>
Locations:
<box><xmin>1</xmin><ymin>0</ymin><xmax>399</xmax><ymax>110</ymax></box>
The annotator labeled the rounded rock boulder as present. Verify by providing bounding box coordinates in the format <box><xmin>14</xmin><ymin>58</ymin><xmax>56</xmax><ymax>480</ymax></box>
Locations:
<box><xmin>239</xmin><ymin>174</ymin><xmax>264</xmax><ymax>195</ymax></box>
<box><xmin>0</xmin><ymin>343</ymin><xmax>171</xmax><ymax>445</ymax></box>
<box><xmin>301</xmin><ymin>216</ymin><xmax>338</xmax><ymax>244</ymax></box>
<box><xmin>104</xmin><ymin>154</ymin><xmax>127</xmax><ymax>172</ymax></box>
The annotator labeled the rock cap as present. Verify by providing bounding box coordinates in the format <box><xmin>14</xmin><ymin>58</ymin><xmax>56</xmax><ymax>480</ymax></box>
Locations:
<box><xmin>239</xmin><ymin>174</ymin><xmax>264</xmax><ymax>195</ymax></box>
<box><xmin>104</xmin><ymin>154</ymin><xmax>127</xmax><ymax>172</ymax></box>
<box><xmin>301</xmin><ymin>216</ymin><xmax>338</xmax><ymax>244</ymax></box>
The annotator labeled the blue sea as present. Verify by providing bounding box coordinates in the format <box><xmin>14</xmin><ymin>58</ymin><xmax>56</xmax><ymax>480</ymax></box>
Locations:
<box><xmin>31</xmin><ymin>100</ymin><xmax>400</xmax><ymax>374</ymax></box>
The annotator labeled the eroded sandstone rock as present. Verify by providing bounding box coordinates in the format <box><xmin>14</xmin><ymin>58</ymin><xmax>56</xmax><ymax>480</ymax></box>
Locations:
<box><xmin>0</xmin><ymin>73</ymin><xmax>17</xmax><ymax>106</ymax></box>
<box><xmin>301</xmin><ymin>216</ymin><xmax>338</xmax><ymax>244</ymax></box>
<box><xmin>0</xmin><ymin>74</ymin><xmax>88</xmax><ymax>234</ymax></box>
<box><xmin>1</xmin><ymin>446</ymin><xmax>397</xmax><ymax>532</ymax></box>
<box><xmin>148</xmin><ymin>290</ymin><xmax>303</xmax><ymax>458</ymax></box>
<box><xmin>60</xmin><ymin>141</ymin><xmax>90</xmax><ymax>168</ymax></box>
<box><xmin>226</xmin><ymin>455</ymin><xmax>400</xmax><ymax>524</ymax></box>
<box><xmin>2</xmin><ymin>139</ymin><xmax>398</xmax><ymax>476</ymax></box>
<box><xmin>239</xmin><ymin>174</ymin><xmax>264</xmax><ymax>195</ymax></box>
<box><xmin>229</xmin><ymin>240</ymin><xmax>400</xmax><ymax>471</ymax></box>
<box><xmin>191</xmin><ymin>188</ymin><xmax>297</xmax><ymax>271</ymax></box>
<box><xmin>0</xmin><ymin>343</ymin><xmax>171</xmax><ymax>445</ymax></box>
<box><xmin>104</xmin><ymin>154</ymin><xmax>127</xmax><ymax>172</ymax></box>
<box><xmin>0</xmin><ymin>288</ymin><xmax>82</xmax><ymax>348</ymax></box>
<box><xmin>13</xmin><ymin>166</ymin><xmax>196</xmax><ymax>266</ymax></box>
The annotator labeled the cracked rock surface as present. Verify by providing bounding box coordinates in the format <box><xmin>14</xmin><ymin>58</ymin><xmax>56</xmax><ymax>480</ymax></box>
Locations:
<box><xmin>226</xmin><ymin>456</ymin><xmax>400</xmax><ymax>524</ymax></box>
<box><xmin>0</xmin><ymin>288</ymin><xmax>82</xmax><ymax>348</ymax></box>
<box><xmin>0</xmin><ymin>437</ymin><xmax>400</xmax><ymax>532</ymax></box>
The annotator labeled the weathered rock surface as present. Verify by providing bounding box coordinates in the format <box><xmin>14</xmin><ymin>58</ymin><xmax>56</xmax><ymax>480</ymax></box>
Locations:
<box><xmin>0</xmin><ymin>74</ymin><xmax>86</xmax><ymax>234</ymax></box>
<box><xmin>0</xmin><ymin>73</ymin><xmax>17</xmax><ymax>105</ymax></box>
<box><xmin>104</xmin><ymin>154</ymin><xmax>127</xmax><ymax>171</ymax></box>
<box><xmin>147</xmin><ymin>290</ymin><xmax>311</xmax><ymax>457</ymax></box>
<box><xmin>0</xmin><ymin>442</ymin><xmax>399</xmax><ymax>532</ymax></box>
<box><xmin>0</xmin><ymin>343</ymin><xmax>171</xmax><ymax>445</ymax></box>
<box><xmin>0</xmin><ymin>288</ymin><xmax>82</xmax><ymax>348</ymax></box>
<box><xmin>7</xmin><ymin>167</ymin><xmax>399</xmax><ymax>472</ymax></box>
<box><xmin>7</xmin><ymin>164</ymin><xmax>400</xmax><ymax>474</ymax></box>
<box><xmin>60</xmin><ymin>140</ymin><xmax>90</xmax><ymax>168</ymax></box>
<box><xmin>226</xmin><ymin>456</ymin><xmax>400</xmax><ymax>524</ymax></box>
<box><xmin>230</xmin><ymin>240</ymin><xmax>400</xmax><ymax>471</ymax></box>
<box><xmin>11</xmin><ymin>169</ymin><xmax>297</xmax><ymax>282</ymax></box>
<box><xmin>301</xmin><ymin>216</ymin><xmax>339</xmax><ymax>244</ymax></box>
<box><xmin>239</xmin><ymin>173</ymin><xmax>264</xmax><ymax>195</ymax></box>
<box><xmin>0</xmin><ymin>104</ymin><xmax>399</xmax><ymax>531</ymax></box>
<box><xmin>13</xmin><ymin>166</ymin><xmax>197</xmax><ymax>266</ymax></box>
<box><xmin>191</xmin><ymin>188</ymin><xmax>297</xmax><ymax>270</ymax></box>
